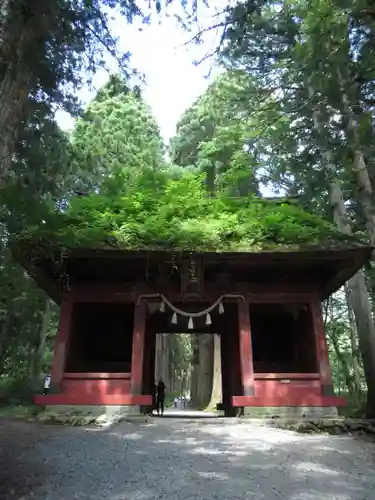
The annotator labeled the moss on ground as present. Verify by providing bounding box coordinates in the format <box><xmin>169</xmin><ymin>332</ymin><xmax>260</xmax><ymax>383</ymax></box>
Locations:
<box><xmin>267</xmin><ymin>418</ymin><xmax>375</xmax><ymax>438</ymax></box>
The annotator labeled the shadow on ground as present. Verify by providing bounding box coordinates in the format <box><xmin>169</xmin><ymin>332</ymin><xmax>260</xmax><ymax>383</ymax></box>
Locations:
<box><xmin>0</xmin><ymin>416</ymin><xmax>374</xmax><ymax>500</ymax></box>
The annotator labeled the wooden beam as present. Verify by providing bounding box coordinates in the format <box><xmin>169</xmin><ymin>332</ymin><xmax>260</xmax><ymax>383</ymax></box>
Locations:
<box><xmin>247</xmin><ymin>292</ymin><xmax>315</xmax><ymax>303</ymax></box>
<box><xmin>15</xmin><ymin>245</ymin><xmax>372</xmax><ymax>303</ymax></box>
<box><xmin>63</xmin><ymin>372</ymin><xmax>131</xmax><ymax>380</ymax></box>
<box><xmin>34</xmin><ymin>394</ymin><xmax>152</xmax><ymax>406</ymax></box>
<box><xmin>11</xmin><ymin>247</ymin><xmax>61</xmax><ymax>303</ymax></box>
<box><xmin>232</xmin><ymin>395</ymin><xmax>346</xmax><ymax>407</ymax></box>
<box><xmin>254</xmin><ymin>373</ymin><xmax>320</xmax><ymax>380</ymax></box>
<box><xmin>69</xmin><ymin>282</ymin><xmax>317</xmax><ymax>303</ymax></box>
<box><xmin>27</xmin><ymin>245</ymin><xmax>374</xmax><ymax>266</ymax></box>
<box><xmin>70</xmin><ymin>282</ymin><xmax>152</xmax><ymax>302</ymax></box>
<box><xmin>130</xmin><ymin>299</ymin><xmax>146</xmax><ymax>395</ymax></box>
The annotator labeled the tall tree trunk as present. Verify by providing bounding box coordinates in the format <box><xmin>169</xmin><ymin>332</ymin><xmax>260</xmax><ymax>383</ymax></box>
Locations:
<box><xmin>207</xmin><ymin>333</ymin><xmax>222</xmax><ymax>410</ymax></box>
<box><xmin>329</xmin><ymin>161</ymin><xmax>375</xmax><ymax>416</ymax></box>
<box><xmin>154</xmin><ymin>333</ymin><xmax>170</xmax><ymax>389</ymax></box>
<box><xmin>196</xmin><ymin>334</ymin><xmax>214</xmax><ymax>409</ymax></box>
<box><xmin>190</xmin><ymin>336</ymin><xmax>200</xmax><ymax>407</ymax></box>
<box><xmin>154</xmin><ymin>333</ymin><xmax>162</xmax><ymax>383</ymax></box>
<box><xmin>309</xmin><ymin>85</ymin><xmax>375</xmax><ymax>416</ymax></box>
<box><xmin>345</xmin><ymin>273</ymin><xmax>375</xmax><ymax>415</ymax></box>
<box><xmin>337</xmin><ymin>70</ymin><xmax>375</xmax><ymax>252</ymax></box>
<box><xmin>345</xmin><ymin>285</ymin><xmax>363</xmax><ymax>393</ymax></box>
<box><xmin>30</xmin><ymin>298</ymin><xmax>51</xmax><ymax>390</ymax></box>
<box><xmin>328</xmin><ymin>330</ymin><xmax>355</xmax><ymax>395</ymax></box>
<box><xmin>0</xmin><ymin>308</ymin><xmax>11</xmax><ymax>373</ymax></box>
<box><xmin>0</xmin><ymin>1</ymin><xmax>58</xmax><ymax>186</ymax></box>
<box><xmin>204</xmin><ymin>164</ymin><xmax>216</xmax><ymax>195</ymax></box>
<box><xmin>162</xmin><ymin>334</ymin><xmax>170</xmax><ymax>390</ymax></box>
<box><xmin>328</xmin><ymin>155</ymin><xmax>375</xmax><ymax>415</ymax></box>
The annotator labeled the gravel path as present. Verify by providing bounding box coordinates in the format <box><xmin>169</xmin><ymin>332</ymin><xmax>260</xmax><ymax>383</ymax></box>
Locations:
<box><xmin>1</xmin><ymin>415</ymin><xmax>375</xmax><ymax>500</ymax></box>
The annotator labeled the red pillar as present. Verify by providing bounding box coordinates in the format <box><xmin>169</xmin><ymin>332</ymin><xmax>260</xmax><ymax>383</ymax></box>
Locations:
<box><xmin>130</xmin><ymin>299</ymin><xmax>146</xmax><ymax>395</ymax></box>
<box><xmin>311</xmin><ymin>297</ymin><xmax>334</xmax><ymax>396</ymax></box>
<box><xmin>238</xmin><ymin>299</ymin><xmax>255</xmax><ymax>396</ymax></box>
<box><xmin>51</xmin><ymin>296</ymin><xmax>73</xmax><ymax>392</ymax></box>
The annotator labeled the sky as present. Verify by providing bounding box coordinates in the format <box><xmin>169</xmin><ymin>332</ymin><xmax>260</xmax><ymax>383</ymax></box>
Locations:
<box><xmin>54</xmin><ymin>2</ymin><xmax>276</xmax><ymax>197</ymax></box>
<box><xmin>55</xmin><ymin>3</ymin><xmax>227</xmax><ymax>142</ymax></box>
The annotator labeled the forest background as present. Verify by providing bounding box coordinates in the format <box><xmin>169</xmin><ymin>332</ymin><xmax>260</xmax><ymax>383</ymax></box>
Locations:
<box><xmin>1</xmin><ymin>0</ymin><xmax>375</xmax><ymax>416</ymax></box>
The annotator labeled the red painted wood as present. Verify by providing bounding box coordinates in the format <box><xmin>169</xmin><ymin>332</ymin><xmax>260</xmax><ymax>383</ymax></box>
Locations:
<box><xmin>61</xmin><ymin>379</ymin><xmax>131</xmax><ymax>395</ymax></box>
<box><xmin>254</xmin><ymin>379</ymin><xmax>321</xmax><ymax>398</ymax></box>
<box><xmin>246</xmin><ymin>293</ymin><xmax>315</xmax><ymax>303</ymax></box>
<box><xmin>232</xmin><ymin>395</ymin><xmax>346</xmax><ymax>407</ymax></box>
<box><xmin>50</xmin><ymin>298</ymin><xmax>73</xmax><ymax>390</ymax></box>
<box><xmin>34</xmin><ymin>393</ymin><xmax>152</xmax><ymax>406</ymax></box>
<box><xmin>254</xmin><ymin>373</ymin><xmax>320</xmax><ymax>380</ymax></box>
<box><xmin>238</xmin><ymin>299</ymin><xmax>255</xmax><ymax>396</ymax></box>
<box><xmin>26</xmin><ymin>247</ymin><xmax>372</xmax><ymax>304</ymax></box>
<box><xmin>71</xmin><ymin>290</ymin><xmax>137</xmax><ymax>303</ymax></box>
<box><xmin>310</xmin><ymin>298</ymin><xmax>334</xmax><ymax>390</ymax></box>
<box><xmin>64</xmin><ymin>372</ymin><xmax>131</xmax><ymax>380</ymax></box>
<box><xmin>130</xmin><ymin>300</ymin><xmax>146</xmax><ymax>395</ymax></box>
<box><xmin>70</xmin><ymin>283</ymin><xmax>150</xmax><ymax>302</ymax></box>
<box><xmin>70</xmin><ymin>282</ymin><xmax>317</xmax><ymax>304</ymax></box>
<box><xmin>61</xmin><ymin>247</ymin><xmax>369</xmax><ymax>262</ymax></box>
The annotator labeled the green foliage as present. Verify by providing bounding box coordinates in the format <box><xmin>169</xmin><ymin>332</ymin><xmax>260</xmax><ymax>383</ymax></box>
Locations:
<box><xmin>219</xmin><ymin>0</ymin><xmax>375</xmax><ymax>217</ymax></box>
<box><xmin>0</xmin><ymin>403</ymin><xmax>41</xmax><ymax>420</ymax></box>
<box><xmin>1</xmin><ymin>104</ymin><xmax>77</xmax><ymax>232</ymax></box>
<box><xmin>217</xmin><ymin>0</ymin><xmax>375</xmax><ymax>414</ymax></box>
<box><xmin>17</xmin><ymin>171</ymin><xmax>362</xmax><ymax>255</ymax></box>
<box><xmin>170</xmin><ymin>70</ymin><xmax>261</xmax><ymax>196</ymax></box>
<box><xmin>71</xmin><ymin>75</ymin><xmax>166</xmax><ymax>193</ymax></box>
<box><xmin>0</xmin><ymin>105</ymin><xmax>70</xmax><ymax>400</ymax></box>
<box><xmin>3</xmin><ymin>0</ymin><xmax>375</xmax><ymax>415</ymax></box>
<box><xmin>168</xmin><ymin>334</ymin><xmax>193</xmax><ymax>376</ymax></box>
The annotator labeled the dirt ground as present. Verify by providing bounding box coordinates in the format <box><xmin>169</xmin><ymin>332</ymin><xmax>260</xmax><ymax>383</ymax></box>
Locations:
<box><xmin>1</xmin><ymin>416</ymin><xmax>375</xmax><ymax>500</ymax></box>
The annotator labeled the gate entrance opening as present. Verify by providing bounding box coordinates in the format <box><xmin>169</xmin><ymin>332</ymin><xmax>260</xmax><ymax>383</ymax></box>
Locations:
<box><xmin>142</xmin><ymin>302</ymin><xmax>241</xmax><ymax>416</ymax></box>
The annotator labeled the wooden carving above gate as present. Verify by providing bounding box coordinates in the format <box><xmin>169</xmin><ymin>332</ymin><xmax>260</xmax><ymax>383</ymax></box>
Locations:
<box><xmin>181</xmin><ymin>257</ymin><xmax>203</xmax><ymax>299</ymax></box>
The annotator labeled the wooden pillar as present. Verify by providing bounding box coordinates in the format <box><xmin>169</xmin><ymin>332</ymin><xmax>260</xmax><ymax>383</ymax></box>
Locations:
<box><xmin>50</xmin><ymin>296</ymin><xmax>73</xmax><ymax>392</ymax></box>
<box><xmin>311</xmin><ymin>297</ymin><xmax>334</xmax><ymax>396</ymax></box>
<box><xmin>130</xmin><ymin>299</ymin><xmax>146</xmax><ymax>395</ymax></box>
<box><xmin>238</xmin><ymin>299</ymin><xmax>255</xmax><ymax>396</ymax></box>
<box><xmin>143</xmin><ymin>327</ymin><xmax>155</xmax><ymax>396</ymax></box>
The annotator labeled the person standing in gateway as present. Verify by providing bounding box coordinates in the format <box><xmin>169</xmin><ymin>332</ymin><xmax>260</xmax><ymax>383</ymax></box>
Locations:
<box><xmin>156</xmin><ymin>378</ymin><xmax>166</xmax><ymax>416</ymax></box>
<box><xmin>150</xmin><ymin>382</ymin><xmax>157</xmax><ymax>416</ymax></box>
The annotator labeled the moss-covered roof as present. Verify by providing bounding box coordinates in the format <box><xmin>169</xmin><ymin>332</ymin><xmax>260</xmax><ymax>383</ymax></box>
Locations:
<box><xmin>14</xmin><ymin>174</ymin><xmax>366</xmax><ymax>256</ymax></box>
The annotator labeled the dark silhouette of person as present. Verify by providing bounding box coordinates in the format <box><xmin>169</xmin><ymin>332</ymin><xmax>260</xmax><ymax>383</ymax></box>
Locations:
<box><xmin>156</xmin><ymin>378</ymin><xmax>166</xmax><ymax>416</ymax></box>
<box><xmin>150</xmin><ymin>382</ymin><xmax>157</xmax><ymax>415</ymax></box>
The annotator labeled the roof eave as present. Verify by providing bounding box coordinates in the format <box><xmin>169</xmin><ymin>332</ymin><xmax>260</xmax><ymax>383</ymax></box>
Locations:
<box><xmin>320</xmin><ymin>246</ymin><xmax>373</xmax><ymax>299</ymax></box>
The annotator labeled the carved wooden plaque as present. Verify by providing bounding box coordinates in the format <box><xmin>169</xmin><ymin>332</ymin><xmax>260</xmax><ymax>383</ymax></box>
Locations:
<box><xmin>181</xmin><ymin>258</ymin><xmax>203</xmax><ymax>299</ymax></box>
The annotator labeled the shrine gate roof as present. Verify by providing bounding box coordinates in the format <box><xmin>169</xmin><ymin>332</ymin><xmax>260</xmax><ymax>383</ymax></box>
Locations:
<box><xmin>13</xmin><ymin>245</ymin><xmax>373</xmax><ymax>304</ymax></box>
